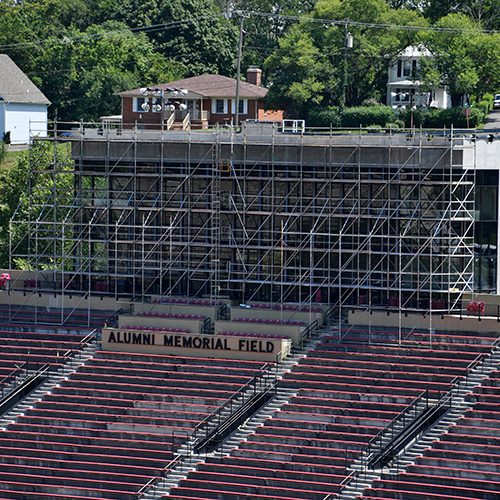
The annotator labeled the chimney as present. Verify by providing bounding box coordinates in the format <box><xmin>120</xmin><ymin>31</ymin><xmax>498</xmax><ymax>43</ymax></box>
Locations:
<box><xmin>246</xmin><ymin>66</ymin><xmax>262</xmax><ymax>87</ymax></box>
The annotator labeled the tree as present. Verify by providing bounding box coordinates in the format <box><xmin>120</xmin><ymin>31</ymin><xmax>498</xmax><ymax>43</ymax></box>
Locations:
<box><xmin>0</xmin><ymin>15</ymin><xmax>185</xmax><ymax>121</ymax></box>
<box><xmin>419</xmin><ymin>14</ymin><xmax>499</xmax><ymax>105</ymax></box>
<box><xmin>113</xmin><ymin>0</ymin><xmax>239</xmax><ymax>76</ymax></box>
<box><xmin>424</xmin><ymin>0</ymin><xmax>499</xmax><ymax>30</ymax></box>
<box><xmin>265</xmin><ymin>0</ymin><xmax>427</xmax><ymax>117</ymax></box>
<box><xmin>219</xmin><ymin>1</ymin><xmax>317</xmax><ymax>71</ymax></box>
<box><xmin>0</xmin><ymin>0</ymin><xmax>239</xmax><ymax>120</ymax></box>
<box><xmin>0</xmin><ymin>141</ymin><xmax>75</xmax><ymax>268</ymax></box>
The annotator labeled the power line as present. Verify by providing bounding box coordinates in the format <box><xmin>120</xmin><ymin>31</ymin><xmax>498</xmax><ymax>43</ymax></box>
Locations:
<box><xmin>0</xmin><ymin>8</ymin><xmax>496</xmax><ymax>52</ymax></box>
<box><xmin>241</xmin><ymin>10</ymin><xmax>498</xmax><ymax>34</ymax></box>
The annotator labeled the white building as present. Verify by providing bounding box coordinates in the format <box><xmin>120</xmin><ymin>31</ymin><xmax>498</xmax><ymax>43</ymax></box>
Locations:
<box><xmin>0</xmin><ymin>54</ymin><xmax>50</xmax><ymax>144</ymax></box>
<box><xmin>387</xmin><ymin>45</ymin><xmax>450</xmax><ymax>110</ymax></box>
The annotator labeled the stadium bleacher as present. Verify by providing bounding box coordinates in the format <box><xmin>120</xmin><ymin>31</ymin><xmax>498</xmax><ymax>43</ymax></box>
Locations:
<box><xmin>0</xmin><ymin>330</ymin><xmax>88</xmax><ymax>395</ymax></box>
<box><xmin>0</xmin><ymin>304</ymin><xmax>114</xmax><ymax>329</ymax></box>
<box><xmin>362</xmin><ymin>368</ymin><xmax>500</xmax><ymax>500</ymax></box>
<box><xmin>166</xmin><ymin>326</ymin><xmax>499</xmax><ymax>500</ymax></box>
<box><xmin>0</xmin><ymin>347</ymin><xmax>265</xmax><ymax>499</ymax></box>
<box><xmin>0</xmin><ymin>307</ymin><xmax>499</xmax><ymax>500</ymax></box>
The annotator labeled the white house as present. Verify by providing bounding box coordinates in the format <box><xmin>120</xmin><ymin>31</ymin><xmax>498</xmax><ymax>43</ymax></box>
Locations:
<box><xmin>0</xmin><ymin>54</ymin><xmax>50</xmax><ymax>144</ymax></box>
<box><xmin>387</xmin><ymin>45</ymin><xmax>450</xmax><ymax>110</ymax></box>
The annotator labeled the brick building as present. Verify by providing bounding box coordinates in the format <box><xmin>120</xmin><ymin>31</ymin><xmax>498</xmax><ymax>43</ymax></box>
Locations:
<box><xmin>118</xmin><ymin>67</ymin><xmax>283</xmax><ymax>129</ymax></box>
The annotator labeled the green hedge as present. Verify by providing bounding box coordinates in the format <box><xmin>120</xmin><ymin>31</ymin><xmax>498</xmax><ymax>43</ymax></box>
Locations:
<box><xmin>307</xmin><ymin>104</ymin><xmax>487</xmax><ymax>128</ymax></box>
<box><xmin>308</xmin><ymin>106</ymin><xmax>341</xmax><ymax>127</ymax></box>
<box><xmin>340</xmin><ymin>106</ymin><xmax>395</xmax><ymax>127</ymax></box>
<box><xmin>398</xmin><ymin>107</ymin><xmax>485</xmax><ymax>128</ymax></box>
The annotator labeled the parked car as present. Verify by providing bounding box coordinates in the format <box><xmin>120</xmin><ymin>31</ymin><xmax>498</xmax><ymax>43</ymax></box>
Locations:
<box><xmin>494</xmin><ymin>93</ymin><xmax>500</xmax><ymax>109</ymax></box>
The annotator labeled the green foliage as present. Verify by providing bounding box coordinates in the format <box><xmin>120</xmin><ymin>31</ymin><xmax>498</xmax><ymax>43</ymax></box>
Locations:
<box><xmin>0</xmin><ymin>0</ymin><xmax>236</xmax><ymax>121</ymax></box>
<box><xmin>0</xmin><ymin>0</ymin><xmax>497</xmax><ymax>122</ymax></box>
<box><xmin>0</xmin><ymin>141</ymin><xmax>74</xmax><ymax>268</ymax></box>
<box><xmin>478</xmin><ymin>93</ymin><xmax>495</xmax><ymax>114</ymax></box>
<box><xmin>265</xmin><ymin>0</ymin><xmax>428</xmax><ymax>115</ymax></box>
<box><xmin>308</xmin><ymin>106</ymin><xmax>341</xmax><ymax>127</ymax></box>
<box><xmin>0</xmin><ymin>142</ymin><xmax>5</xmax><ymax>165</ymax></box>
<box><xmin>219</xmin><ymin>1</ymin><xmax>317</xmax><ymax>70</ymax></box>
<box><xmin>340</xmin><ymin>105</ymin><xmax>395</xmax><ymax>127</ymax></box>
<box><xmin>418</xmin><ymin>14</ymin><xmax>499</xmax><ymax>105</ymax></box>
<box><xmin>423</xmin><ymin>1</ymin><xmax>499</xmax><ymax>30</ymax></box>
<box><xmin>112</xmin><ymin>0</ymin><xmax>239</xmax><ymax>76</ymax></box>
<box><xmin>397</xmin><ymin>106</ymin><xmax>486</xmax><ymax>128</ymax></box>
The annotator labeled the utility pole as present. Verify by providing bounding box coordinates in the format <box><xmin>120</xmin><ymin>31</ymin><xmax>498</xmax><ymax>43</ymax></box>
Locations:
<box><xmin>234</xmin><ymin>11</ymin><xmax>245</xmax><ymax>128</ymax></box>
<box><xmin>340</xmin><ymin>23</ymin><xmax>353</xmax><ymax>111</ymax></box>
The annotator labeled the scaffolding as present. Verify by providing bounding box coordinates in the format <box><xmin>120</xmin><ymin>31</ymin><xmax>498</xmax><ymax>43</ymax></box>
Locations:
<box><xmin>9</xmin><ymin>121</ymin><xmax>479</xmax><ymax>319</ymax></box>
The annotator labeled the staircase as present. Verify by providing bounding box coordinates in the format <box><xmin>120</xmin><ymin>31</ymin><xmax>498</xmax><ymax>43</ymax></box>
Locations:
<box><xmin>136</xmin><ymin>328</ymin><xmax>331</xmax><ymax>499</ymax></box>
<box><xmin>0</xmin><ymin>333</ymin><xmax>99</xmax><ymax>430</ymax></box>
<box><xmin>336</xmin><ymin>337</ymin><xmax>500</xmax><ymax>500</ymax></box>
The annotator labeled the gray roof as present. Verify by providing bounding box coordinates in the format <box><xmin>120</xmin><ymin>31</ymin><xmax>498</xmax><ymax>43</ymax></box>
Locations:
<box><xmin>119</xmin><ymin>74</ymin><xmax>268</xmax><ymax>99</ymax></box>
<box><xmin>0</xmin><ymin>54</ymin><xmax>50</xmax><ymax>105</ymax></box>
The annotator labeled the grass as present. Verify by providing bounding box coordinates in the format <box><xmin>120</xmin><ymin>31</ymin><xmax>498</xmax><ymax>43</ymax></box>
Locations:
<box><xmin>0</xmin><ymin>149</ymin><xmax>24</xmax><ymax>171</ymax></box>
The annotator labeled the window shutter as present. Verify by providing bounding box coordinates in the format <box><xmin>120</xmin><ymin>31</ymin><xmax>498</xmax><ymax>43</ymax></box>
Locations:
<box><xmin>397</xmin><ymin>60</ymin><xmax>402</xmax><ymax>78</ymax></box>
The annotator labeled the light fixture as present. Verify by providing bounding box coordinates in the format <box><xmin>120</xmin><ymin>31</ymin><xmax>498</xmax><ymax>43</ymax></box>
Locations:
<box><xmin>346</xmin><ymin>32</ymin><xmax>353</xmax><ymax>49</ymax></box>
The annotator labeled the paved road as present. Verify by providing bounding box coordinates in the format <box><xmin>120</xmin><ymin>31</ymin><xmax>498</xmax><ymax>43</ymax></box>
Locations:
<box><xmin>485</xmin><ymin>109</ymin><xmax>500</xmax><ymax>130</ymax></box>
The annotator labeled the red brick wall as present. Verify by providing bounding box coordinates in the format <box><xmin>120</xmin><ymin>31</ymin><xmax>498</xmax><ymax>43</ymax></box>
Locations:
<box><xmin>208</xmin><ymin>98</ymin><xmax>260</xmax><ymax>125</ymax></box>
<box><xmin>122</xmin><ymin>97</ymin><xmax>282</xmax><ymax>127</ymax></box>
<box><xmin>122</xmin><ymin>97</ymin><xmax>162</xmax><ymax>128</ymax></box>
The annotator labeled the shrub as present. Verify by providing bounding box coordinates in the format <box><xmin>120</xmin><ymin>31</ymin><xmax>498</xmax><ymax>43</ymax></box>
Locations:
<box><xmin>0</xmin><ymin>141</ymin><xmax>4</xmax><ymax>164</ymax></box>
<box><xmin>340</xmin><ymin>105</ymin><xmax>395</xmax><ymax>127</ymax></box>
<box><xmin>478</xmin><ymin>100</ymin><xmax>491</xmax><ymax>114</ymax></box>
<box><xmin>308</xmin><ymin>106</ymin><xmax>341</xmax><ymax>127</ymax></box>
<box><xmin>396</xmin><ymin>107</ymin><xmax>426</xmax><ymax>128</ymax></box>
<box><xmin>397</xmin><ymin>107</ymin><xmax>485</xmax><ymax>129</ymax></box>
<box><xmin>3</xmin><ymin>131</ymin><xmax>10</xmax><ymax>145</ymax></box>
<box><xmin>482</xmin><ymin>92</ymin><xmax>494</xmax><ymax>108</ymax></box>
<box><xmin>423</xmin><ymin>107</ymin><xmax>484</xmax><ymax>128</ymax></box>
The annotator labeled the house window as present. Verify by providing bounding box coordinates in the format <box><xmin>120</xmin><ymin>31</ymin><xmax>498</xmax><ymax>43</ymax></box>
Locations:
<box><xmin>394</xmin><ymin>89</ymin><xmax>410</xmax><ymax>103</ymax></box>
<box><xmin>231</xmin><ymin>99</ymin><xmax>248</xmax><ymax>115</ymax></box>
<box><xmin>212</xmin><ymin>99</ymin><xmax>227</xmax><ymax>114</ymax></box>
<box><xmin>133</xmin><ymin>97</ymin><xmax>149</xmax><ymax>112</ymax></box>
<box><xmin>402</xmin><ymin>60</ymin><xmax>412</xmax><ymax>77</ymax></box>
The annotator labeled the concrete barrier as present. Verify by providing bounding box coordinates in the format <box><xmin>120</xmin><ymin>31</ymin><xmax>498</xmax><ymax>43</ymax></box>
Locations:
<box><xmin>348</xmin><ymin>309</ymin><xmax>500</xmax><ymax>334</ymax></box>
<box><xmin>102</xmin><ymin>327</ymin><xmax>291</xmax><ymax>362</ymax></box>
<box><xmin>0</xmin><ymin>290</ymin><xmax>130</xmax><ymax>312</ymax></box>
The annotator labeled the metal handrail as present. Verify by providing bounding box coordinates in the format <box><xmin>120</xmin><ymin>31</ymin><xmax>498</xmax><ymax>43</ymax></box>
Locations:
<box><xmin>366</xmin><ymin>389</ymin><xmax>430</xmax><ymax>449</ymax></box>
<box><xmin>0</xmin><ymin>362</ymin><xmax>29</xmax><ymax>398</ymax></box>
<box><xmin>337</xmin><ymin>336</ymin><xmax>500</xmax><ymax>496</ymax></box>
<box><xmin>192</xmin><ymin>361</ymin><xmax>274</xmax><ymax>440</ymax></box>
<box><xmin>1</xmin><ymin>328</ymin><xmax>97</xmax><ymax>400</ymax></box>
<box><xmin>135</xmin><ymin>453</ymin><xmax>184</xmax><ymax>498</ymax></box>
<box><xmin>301</xmin><ymin>319</ymin><xmax>319</xmax><ymax>347</ymax></box>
